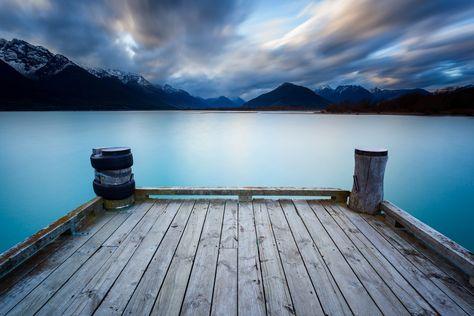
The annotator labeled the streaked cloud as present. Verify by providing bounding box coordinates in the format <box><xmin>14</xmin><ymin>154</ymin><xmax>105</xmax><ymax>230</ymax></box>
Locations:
<box><xmin>0</xmin><ymin>0</ymin><xmax>472</xmax><ymax>98</ymax></box>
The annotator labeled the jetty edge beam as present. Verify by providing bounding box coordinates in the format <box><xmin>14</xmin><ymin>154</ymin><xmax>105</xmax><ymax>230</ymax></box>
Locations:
<box><xmin>0</xmin><ymin>196</ymin><xmax>103</xmax><ymax>279</ymax></box>
<box><xmin>381</xmin><ymin>200</ymin><xmax>474</xmax><ymax>283</ymax></box>
<box><xmin>135</xmin><ymin>186</ymin><xmax>350</xmax><ymax>202</ymax></box>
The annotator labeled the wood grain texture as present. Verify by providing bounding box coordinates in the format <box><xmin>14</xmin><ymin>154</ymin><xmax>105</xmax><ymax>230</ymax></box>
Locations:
<box><xmin>122</xmin><ymin>201</ymin><xmax>195</xmax><ymax>316</ymax></box>
<box><xmin>237</xmin><ymin>201</ymin><xmax>266</xmax><ymax>316</ymax></box>
<box><xmin>279</xmin><ymin>200</ymin><xmax>352</xmax><ymax>315</ymax></box>
<box><xmin>211</xmin><ymin>200</ymin><xmax>238</xmax><ymax>316</ymax></box>
<box><xmin>1</xmin><ymin>198</ymin><xmax>472</xmax><ymax>316</ymax></box>
<box><xmin>339</xmin><ymin>202</ymin><xmax>468</xmax><ymax>315</ymax></box>
<box><xmin>381</xmin><ymin>200</ymin><xmax>474</xmax><ymax>278</ymax></box>
<box><xmin>181</xmin><ymin>201</ymin><xmax>225</xmax><ymax>316</ymax></box>
<box><xmin>150</xmin><ymin>200</ymin><xmax>209</xmax><ymax>316</ymax></box>
<box><xmin>253</xmin><ymin>201</ymin><xmax>294</xmax><ymax>315</ymax></box>
<box><xmin>266</xmin><ymin>200</ymin><xmax>325</xmax><ymax>316</ymax></box>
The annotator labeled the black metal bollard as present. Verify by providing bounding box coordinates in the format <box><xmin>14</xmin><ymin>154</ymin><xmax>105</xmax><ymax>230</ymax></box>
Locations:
<box><xmin>90</xmin><ymin>147</ymin><xmax>135</xmax><ymax>209</ymax></box>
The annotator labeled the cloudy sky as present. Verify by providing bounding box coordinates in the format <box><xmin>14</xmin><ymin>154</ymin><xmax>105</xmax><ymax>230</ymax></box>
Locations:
<box><xmin>1</xmin><ymin>0</ymin><xmax>473</xmax><ymax>98</ymax></box>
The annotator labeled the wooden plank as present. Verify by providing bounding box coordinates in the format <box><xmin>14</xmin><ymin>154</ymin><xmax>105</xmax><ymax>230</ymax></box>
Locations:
<box><xmin>102</xmin><ymin>200</ymin><xmax>155</xmax><ymax>247</ymax></box>
<box><xmin>266</xmin><ymin>200</ymin><xmax>325</xmax><ymax>315</ymax></box>
<box><xmin>93</xmin><ymin>201</ymin><xmax>181</xmax><ymax>315</ymax></box>
<box><xmin>253</xmin><ymin>201</ymin><xmax>294</xmax><ymax>315</ymax></box>
<box><xmin>150</xmin><ymin>200</ymin><xmax>209</xmax><ymax>316</ymax></box>
<box><xmin>211</xmin><ymin>200</ymin><xmax>238</xmax><ymax>316</ymax></box>
<box><xmin>6</xmin><ymin>208</ymin><xmax>133</xmax><ymax>315</ymax></box>
<box><xmin>362</xmin><ymin>211</ymin><xmax>474</xmax><ymax>315</ymax></box>
<box><xmin>279</xmin><ymin>200</ymin><xmax>352</xmax><ymax>315</ymax></box>
<box><xmin>338</xmin><ymin>202</ymin><xmax>469</xmax><ymax>315</ymax></box>
<box><xmin>389</xmin><ymin>222</ymin><xmax>474</xmax><ymax>292</ymax></box>
<box><xmin>310</xmin><ymin>201</ymin><xmax>410</xmax><ymax>315</ymax></box>
<box><xmin>219</xmin><ymin>200</ymin><xmax>238</xmax><ymax>249</ymax></box>
<box><xmin>135</xmin><ymin>186</ymin><xmax>349</xmax><ymax>201</ymax></box>
<box><xmin>324</xmin><ymin>202</ymin><xmax>437</xmax><ymax>315</ymax></box>
<box><xmin>381</xmin><ymin>200</ymin><xmax>474</xmax><ymax>278</ymax></box>
<box><xmin>35</xmin><ymin>246</ymin><xmax>117</xmax><ymax>316</ymax></box>
<box><xmin>237</xmin><ymin>201</ymin><xmax>266</xmax><ymax>316</ymax></box>
<box><xmin>60</xmin><ymin>201</ymin><xmax>160</xmax><ymax>315</ymax></box>
<box><xmin>0</xmin><ymin>212</ymin><xmax>115</xmax><ymax>298</ymax></box>
<box><xmin>0</xmin><ymin>197</ymin><xmax>103</xmax><ymax>279</ymax></box>
<box><xmin>181</xmin><ymin>200</ymin><xmax>225</xmax><ymax>316</ymax></box>
<box><xmin>0</xmin><ymin>212</ymin><xmax>115</xmax><ymax>315</ymax></box>
<box><xmin>122</xmin><ymin>200</ymin><xmax>195</xmax><ymax>315</ymax></box>
<box><xmin>292</xmin><ymin>200</ymin><xmax>382</xmax><ymax>315</ymax></box>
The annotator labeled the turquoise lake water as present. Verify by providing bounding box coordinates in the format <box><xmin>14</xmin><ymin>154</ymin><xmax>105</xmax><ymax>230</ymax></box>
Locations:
<box><xmin>0</xmin><ymin>111</ymin><xmax>473</xmax><ymax>252</ymax></box>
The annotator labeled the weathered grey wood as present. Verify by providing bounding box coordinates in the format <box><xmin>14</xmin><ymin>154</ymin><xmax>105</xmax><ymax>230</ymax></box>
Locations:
<box><xmin>35</xmin><ymin>246</ymin><xmax>117</xmax><ymax>316</ymax></box>
<box><xmin>211</xmin><ymin>200</ymin><xmax>238</xmax><ymax>316</ymax></box>
<box><xmin>93</xmin><ymin>201</ymin><xmax>182</xmax><ymax>315</ymax></box>
<box><xmin>363</xmin><ymin>211</ymin><xmax>474</xmax><ymax>315</ymax></box>
<box><xmin>122</xmin><ymin>201</ymin><xmax>194</xmax><ymax>315</ymax></box>
<box><xmin>102</xmin><ymin>200</ymin><xmax>154</xmax><ymax>247</ymax></box>
<box><xmin>292</xmin><ymin>200</ymin><xmax>382</xmax><ymax>315</ymax></box>
<box><xmin>61</xmin><ymin>201</ymin><xmax>159</xmax><ymax>315</ymax></box>
<box><xmin>237</xmin><ymin>201</ymin><xmax>266</xmax><ymax>316</ymax></box>
<box><xmin>181</xmin><ymin>201</ymin><xmax>225</xmax><ymax>316</ymax></box>
<box><xmin>388</xmin><ymin>220</ymin><xmax>474</xmax><ymax>292</ymax></box>
<box><xmin>0</xmin><ymin>211</ymin><xmax>115</xmax><ymax>315</ymax></box>
<box><xmin>150</xmin><ymin>200</ymin><xmax>209</xmax><ymax>316</ymax></box>
<box><xmin>381</xmin><ymin>200</ymin><xmax>474</xmax><ymax>279</ymax></box>
<box><xmin>325</xmin><ymin>202</ymin><xmax>437</xmax><ymax>315</ymax></box>
<box><xmin>6</xmin><ymin>209</ymin><xmax>132</xmax><ymax>315</ymax></box>
<box><xmin>349</xmin><ymin>149</ymin><xmax>388</xmax><ymax>214</ymax></box>
<box><xmin>279</xmin><ymin>200</ymin><xmax>352</xmax><ymax>315</ymax></box>
<box><xmin>266</xmin><ymin>200</ymin><xmax>325</xmax><ymax>316</ymax></box>
<box><xmin>311</xmin><ymin>201</ymin><xmax>409</xmax><ymax>316</ymax></box>
<box><xmin>0</xmin><ymin>196</ymin><xmax>103</xmax><ymax>279</ymax></box>
<box><xmin>253</xmin><ymin>201</ymin><xmax>294</xmax><ymax>315</ymax></box>
<box><xmin>338</xmin><ymin>202</ymin><xmax>468</xmax><ymax>315</ymax></box>
<box><xmin>2</xmin><ymin>197</ymin><xmax>473</xmax><ymax>316</ymax></box>
<box><xmin>135</xmin><ymin>186</ymin><xmax>349</xmax><ymax>201</ymax></box>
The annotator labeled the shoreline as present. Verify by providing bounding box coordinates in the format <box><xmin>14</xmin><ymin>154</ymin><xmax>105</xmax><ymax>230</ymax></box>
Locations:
<box><xmin>1</xmin><ymin>109</ymin><xmax>473</xmax><ymax>117</ymax></box>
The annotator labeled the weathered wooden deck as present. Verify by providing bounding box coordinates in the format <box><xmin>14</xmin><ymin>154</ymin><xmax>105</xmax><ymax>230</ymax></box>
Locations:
<box><xmin>0</xmin><ymin>195</ymin><xmax>473</xmax><ymax>315</ymax></box>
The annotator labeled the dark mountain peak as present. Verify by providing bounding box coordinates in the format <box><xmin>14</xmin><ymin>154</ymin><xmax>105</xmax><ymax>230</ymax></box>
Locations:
<box><xmin>87</xmin><ymin>68</ymin><xmax>152</xmax><ymax>87</ymax></box>
<box><xmin>0</xmin><ymin>38</ymin><xmax>54</xmax><ymax>77</ymax></box>
<box><xmin>230</xmin><ymin>97</ymin><xmax>245</xmax><ymax>106</ymax></box>
<box><xmin>279</xmin><ymin>82</ymin><xmax>296</xmax><ymax>88</ymax></box>
<box><xmin>244</xmin><ymin>82</ymin><xmax>330</xmax><ymax>110</ymax></box>
<box><xmin>35</xmin><ymin>54</ymin><xmax>75</xmax><ymax>78</ymax></box>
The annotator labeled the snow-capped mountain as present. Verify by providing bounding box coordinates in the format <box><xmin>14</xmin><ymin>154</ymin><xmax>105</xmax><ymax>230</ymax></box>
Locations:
<box><xmin>315</xmin><ymin>85</ymin><xmax>372</xmax><ymax>104</ymax></box>
<box><xmin>88</xmin><ymin>68</ymin><xmax>152</xmax><ymax>87</ymax></box>
<box><xmin>0</xmin><ymin>38</ymin><xmax>74</xmax><ymax>78</ymax></box>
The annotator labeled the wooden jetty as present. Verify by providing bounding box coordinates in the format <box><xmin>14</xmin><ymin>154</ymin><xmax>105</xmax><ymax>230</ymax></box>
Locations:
<box><xmin>0</xmin><ymin>150</ymin><xmax>473</xmax><ymax>315</ymax></box>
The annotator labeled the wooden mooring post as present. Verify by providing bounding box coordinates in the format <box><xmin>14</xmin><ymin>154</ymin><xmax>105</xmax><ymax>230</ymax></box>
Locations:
<box><xmin>348</xmin><ymin>148</ymin><xmax>388</xmax><ymax>214</ymax></box>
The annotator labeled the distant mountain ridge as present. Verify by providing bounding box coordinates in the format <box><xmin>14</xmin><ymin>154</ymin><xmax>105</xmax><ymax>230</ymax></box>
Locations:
<box><xmin>0</xmin><ymin>38</ymin><xmax>243</xmax><ymax>110</ymax></box>
<box><xmin>315</xmin><ymin>85</ymin><xmax>431</xmax><ymax>104</ymax></box>
<box><xmin>1</xmin><ymin>38</ymin><xmax>470</xmax><ymax>113</ymax></box>
<box><xmin>244</xmin><ymin>82</ymin><xmax>330</xmax><ymax>110</ymax></box>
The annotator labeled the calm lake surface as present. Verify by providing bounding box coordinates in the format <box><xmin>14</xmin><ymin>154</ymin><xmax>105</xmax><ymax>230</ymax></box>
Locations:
<box><xmin>0</xmin><ymin>111</ymin><xmax>473</xmax><ymax>252</ymax></box>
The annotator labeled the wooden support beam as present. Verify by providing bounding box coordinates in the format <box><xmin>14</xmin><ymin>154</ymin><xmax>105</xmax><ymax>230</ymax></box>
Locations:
<box><xmin>381</xmin><ymin>200</ymin><xmax>474</xmax><ymax>283</ymax></box>
<box><xmin>0</xmin><ymin>197</ymin><xmax>103</xmax><ymax>279</ymax></box>
<box><xmin>135</xmin><ymin>186</ymin><xmax>350</xmax><ymax>202</ymax></box>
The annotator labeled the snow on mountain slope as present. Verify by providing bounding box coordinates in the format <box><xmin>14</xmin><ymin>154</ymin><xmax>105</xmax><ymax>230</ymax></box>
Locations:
<box><xmin>0</xmin><ymin>39</ymin><xmax>55</xmax><ymax>77</ymax></box>
<box><xmin>87</xmin><ymin>68</ymin><xmax>152</xmax><ymax>87</ymax></box>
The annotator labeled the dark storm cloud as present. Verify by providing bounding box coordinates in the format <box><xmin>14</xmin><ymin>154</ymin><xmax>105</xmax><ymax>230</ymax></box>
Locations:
<box><xmin>0</xmin><ymin>0</ymin><xmax>472</xmax><ymax>97</ymax></box>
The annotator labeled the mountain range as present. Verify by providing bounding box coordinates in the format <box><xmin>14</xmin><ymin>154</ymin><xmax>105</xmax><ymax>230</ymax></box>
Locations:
<box><xmin>0</xmin><ymin>38</ymin><xmax>243</xmax><ymax>110</ymax></box>
<box><xmin>1</xmin><ymin>38</ymin><xmax>470</xmax><ymax>112</ymax></box>
<box><xmin>314</xmin><ymin>85</ymin><xmax>430</xmax><ymax>104</ymax></box>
